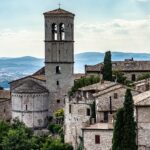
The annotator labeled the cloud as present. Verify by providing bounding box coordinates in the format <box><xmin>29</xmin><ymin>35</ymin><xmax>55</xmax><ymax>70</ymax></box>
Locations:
<box><xmin>75</xmin><ymin>16</ymin><xmax>150</xmax><ymax>53</ymax></box>
<box><xmin>0</xmin><ymin>29</ymin><xmax>44</xmax><ymax>57</ymax></box>
<box><xmin>0</xmin><ymin>16</ymin><xmax>150</xmax><ymax>57</ymax></box>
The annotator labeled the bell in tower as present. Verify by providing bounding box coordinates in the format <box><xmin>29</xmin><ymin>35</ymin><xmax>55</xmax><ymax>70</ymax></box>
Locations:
<box><xmin>43</xmin><ymin>8</ymin><xmax>75</xmax><ymax>115</ymax></box>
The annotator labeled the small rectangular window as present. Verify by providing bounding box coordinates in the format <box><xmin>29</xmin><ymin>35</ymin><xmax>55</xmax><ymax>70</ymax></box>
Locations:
<box><xmin>57</xmin><ymin>99</ymin><xmax>60</xmax><ymax>103</ymax></box>
<box><xmin>86</xmin><ymin>108</ymin><xmax>91</xmax><ymax>116</ymax></box>
<box><xmin>69</xmin><ymin>105</ymin><xmax>72</xmax><ymax>114</ymax></box>
<box><xmin>114</xmin><ymin>93</ymin><xmax>118</xmax><ymax>99</ymax></box>
<box><xmin>104</xmin><ymin>112</ymin><xmax>108</xmax><ymax>122</ymax></box>
<box><xmin>57</xmin><ymin>81</ymin><xmax>59</xmax><ymax>86</ymax></box>
<box><xmin>95</xmin><ymin>135</ymin><xmax>100</xmax><ymax>144</ymax></box>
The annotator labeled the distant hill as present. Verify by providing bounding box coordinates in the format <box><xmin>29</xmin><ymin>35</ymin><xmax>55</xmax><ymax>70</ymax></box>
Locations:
<box><xmin>0</xmin><ymin>52</ymin><xmax>150</xmax><ymax>88</ymax></box>
<box><xmin>0</xmin><ymin>56</ymin><xmax>44</xmax><ymax>88</ymax></box>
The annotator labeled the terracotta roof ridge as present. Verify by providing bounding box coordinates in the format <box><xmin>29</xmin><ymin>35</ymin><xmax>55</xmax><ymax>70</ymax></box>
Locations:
<box><xmin>44</xmin><ymin>8</ymin><xmax>75</xmax><ymax>15</ymax></box>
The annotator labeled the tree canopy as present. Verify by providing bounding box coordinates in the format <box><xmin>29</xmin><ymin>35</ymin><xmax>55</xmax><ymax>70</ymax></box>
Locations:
<box><xmin>0</xmin><ymin>119</ymin><xmax>73</xmax><ymax>150</ymax></box>
<box><xmin>103</xmin><ymin>51</ymin><xmax>112</xmax><ymax>81</ymax></box>
<box><xmin>112</xmin><ymin>89</ymin><xmax>137</xmax><ymax>150</ymax></box>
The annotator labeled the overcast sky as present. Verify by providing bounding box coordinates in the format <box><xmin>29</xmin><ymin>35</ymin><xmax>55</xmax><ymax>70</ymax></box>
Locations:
<box><xmin>0</xmin><ymin>0</ymin><xmax>150</xmax><ymax>57</ymax></box>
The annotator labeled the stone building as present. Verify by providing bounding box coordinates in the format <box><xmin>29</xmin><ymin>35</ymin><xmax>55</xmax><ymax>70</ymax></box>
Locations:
<box><xmin>134</xmin><ymin>78</ymin><xmax>150</xmax><ymax>92</ymax></box>
<box><xmin>65</xmin><ymin>96</ymin><xmax>92</xmax><ymax>149</ymax></box>
<box><xmin>64</xmin><ymin>81</ymin><xmax>140</xmax><ymax>150</ymax></box>
<box><xmin>10</xmin><ymin>75</ymin><xmax>49</xmax><ymax>128</ymax></box>
<box><xmin>44</xmin><ymin>8</ymin><xmax>75</xmax><ymax>114</ymax></box>
<box><xmin>134</xmin><ymin>91</ymin><xmax>150</xmax><ymax>150</ymax></box>
<box><xmin>85</xmin><ymin>59</ymin><xmax>150</xmax><ymax>81</ymax></box>
<box><xmin>82</xmin><ymin>123</ymin><xmax>113</xmax><ymax>150</ymax></box>
<box><xmin>0</xmin><ymin>90</ymin><xmax>11</xmax><ymax>121</ymax></box>
<box><xmin>10</xmin><ymin>8</ymin><xmax>77</xmax><ymax>128</ymax></box>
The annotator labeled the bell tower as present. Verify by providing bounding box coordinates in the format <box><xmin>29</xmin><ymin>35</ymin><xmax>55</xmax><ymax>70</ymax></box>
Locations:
<box><xmin>44</xmin><ymin>8</ymin><xmax>75</xmax><ymax>114</ymax></box>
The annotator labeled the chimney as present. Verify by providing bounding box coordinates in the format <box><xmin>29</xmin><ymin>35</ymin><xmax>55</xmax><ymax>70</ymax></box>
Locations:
<box><xmin>109</xmin><ymin>96</ymin><xmax>112</xmax><ymax>114</ymax></box>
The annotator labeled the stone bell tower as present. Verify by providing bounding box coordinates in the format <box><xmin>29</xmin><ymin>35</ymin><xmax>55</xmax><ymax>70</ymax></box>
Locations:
<box><xmin>44</xmin><ymin>8</ymin><xmax>75</xmax><ymax>115</ymax></box>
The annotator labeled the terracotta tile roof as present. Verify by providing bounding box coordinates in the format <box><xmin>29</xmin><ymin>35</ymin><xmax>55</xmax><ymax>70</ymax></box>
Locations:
<box><xmin>134</xmin><ymin>91</ymin><xmax>150</xmax><ymax>106</ymax></box>
<box><xmin>31</xmin><ymin>75</ymin><xmax>46</xmax><ymax>82</ymax></box>
<box><xmin>85</xmin><ymin>64</ymin><xmax>103</xmax><ymax>72</ymax></box>
<box><xmin>73</xmin><ymin>73</ymin><xmax>85</xmax><ymax>80</ymax></box>
<box><xmin>44</xmin><ymin>8</ymin><xmax>75</xmax><ymax>16</ymax></box>
<box><xmin>93</xmin><ymin>84</ymin><xmax>123</xmax><ymax>97</ymax></box>
<box><xmin>0</xmin><ymin>90</ymin><xmax>10</xmax><ymax>100</ymax></box>
<box><xmin>13</xmin><ymin>80</ymin><xmax>48</xmax><ymax>94</ymax></box>
<box><xmin>79</xmin><ymin>81</ymin><xmax>117</xmax><ymax>92</ymax></box>
<box><xmin>86</xmin><ymin>60</ymin><xmax>150</xmax><ymax>73</ymax></box>
<box><xmin>33</xmin><ymin>67</ymin><xmax>45</xmax><ymax>75</ymax></box>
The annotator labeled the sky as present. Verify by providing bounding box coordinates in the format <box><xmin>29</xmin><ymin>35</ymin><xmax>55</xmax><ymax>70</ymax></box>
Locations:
<box><xmin>0</xmin><ymin>0</ymin><xmax>150</xmax><ymax>58</ymax></box>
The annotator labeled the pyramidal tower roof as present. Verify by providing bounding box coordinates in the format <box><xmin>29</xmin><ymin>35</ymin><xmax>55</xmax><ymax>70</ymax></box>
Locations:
<box><xmin>44</xmin><ymin>8</ymin><xmax>75</xmax><ymax>16</ymax></box>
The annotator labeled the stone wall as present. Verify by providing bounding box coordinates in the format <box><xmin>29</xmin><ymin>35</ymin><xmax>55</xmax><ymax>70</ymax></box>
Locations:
<box><xmin>64</xmin><ymin>97</ymin><xmax>92</xmax><ymax>150</ymax></box>
<box><xmin>136</xmin><ymin>106</ymin><xmax>150</xmax><ymax>149</ymax></box>
<box><xmin>0</xmin><ymin>99</ymin><xmax>11</xmax><ymax>121</ymax></box>
<box><xmin>123</xmin><ymin>72</ymin><xmax>150</xmax><ymax>81</ymax></box>
<box><xmin>83</xmin><ymin>129</ymin><xmax>113</xmax><ymax>150</ymax></box>
<box><xmin>44</xmin><ymin>12</ymin><xmax>74</xmax><ymax>115</ymax></box>
<box><xmin>12</xmin><ymin>93</ymin><xmax>49</xmax><ymax>128</ymax></box>
<box><xmin>134</xmin><ymin>79</ymin><xmax>150</xmax><ymax>92</ymax></box>
<box><xmin>86</xmin><ymin>71</ymin><xmax>150</xmax><ymax>82</ymax></box>
<box><xmin>96</xmin><ymin>88</ymin><xmax>139</xmax><ymax>123</ymax></box>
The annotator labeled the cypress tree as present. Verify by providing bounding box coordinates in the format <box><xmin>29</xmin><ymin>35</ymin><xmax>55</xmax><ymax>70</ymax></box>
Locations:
<box><xmin>112</xmin><ymin>108</ymin><xmax>124</xmax><ymax>150</ymax></box>
<box><xmin>103</xmin><ymin>51</ymin><xmax>112</xmax><ymax>81</ymax></box>
<box><xmin>123</xmin><ymin>89</ymin><xmax>137</xmax><ymax>150</ymax></box>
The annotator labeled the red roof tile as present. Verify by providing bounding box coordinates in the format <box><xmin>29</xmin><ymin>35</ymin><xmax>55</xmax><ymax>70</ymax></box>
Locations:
<box><xmin>44</xmin><ymin>8</ymin><xmax>75</xmax><ymax>16</ymax></box>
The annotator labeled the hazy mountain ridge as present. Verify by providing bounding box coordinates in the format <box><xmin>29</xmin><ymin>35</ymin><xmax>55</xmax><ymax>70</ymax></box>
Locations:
<box><xmin>0</xmin><ymin>52</ymin><xmax>150</xmax><ymax>88</ymax></box>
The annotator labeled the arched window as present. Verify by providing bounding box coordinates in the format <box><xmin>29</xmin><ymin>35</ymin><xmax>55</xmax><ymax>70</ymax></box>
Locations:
<box><xmin>59</xmin><ymin>23</ymin><xmax>65</xmax><ymax>40</ymax></box>
<box><xmin>56</xmin><ymin>66</ymin><xmax>61</xmax><ymax>74</ymax></box>
<box><xmin>25</xmin><ymin>105</ymin><xmax>28</xmax><ymax>111</ymax></box>
<box><xmin>52</xmin><ymin>23</ymin><xmax>58</xmax><ymax>40</ymax></box>
<box><xmin>57</xmin><ymin>80</ymin><xmax>60</xmax><ymax>86</ymax></box>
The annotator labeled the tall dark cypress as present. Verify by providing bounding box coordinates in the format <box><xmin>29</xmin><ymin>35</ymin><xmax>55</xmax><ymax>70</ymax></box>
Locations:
<box><xmin>123</xmin><ymin>89</ymin><xmax>137</xmax><ymax>150</ymax></box>
<box><xmin>112</xmin><ymin>108</ymin><xmax>125</xmax><ymax>150</ymax></box>
<box><xmin>103</xmin><ymin>51</ymin><xmax>112</xmax><ymax>81</ymax></box>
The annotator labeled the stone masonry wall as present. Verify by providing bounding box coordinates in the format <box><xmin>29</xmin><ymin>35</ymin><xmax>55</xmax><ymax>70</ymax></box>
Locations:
<box><xmin>137</xmin><ymin>107</ymin><xmax>150</xmax><ymax>149</ymax></box>
<box><xmin>12</xmin><ymin>93</ymin><xmax>49</xmax><ymax>128</ymax></box>
<box><xmin>83</xmin><ymin>129</ymin><xmax>113</xmax><ymax>150</ymax></box>
<box><xmin>65</xmin><ymin>97</ymin><xmax>91</xmax><ymax>150</ymax></box>
<box><xmin>0</xmin><ymin>100</ymin><xmax>11</xmax><ymax>121</ymax></box>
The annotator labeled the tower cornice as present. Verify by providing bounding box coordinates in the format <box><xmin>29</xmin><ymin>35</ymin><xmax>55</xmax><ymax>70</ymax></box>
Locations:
<box><xmin>44</xmin><ymin>40</ymin><xmax>74</xmax><ymax>43</ymax></box>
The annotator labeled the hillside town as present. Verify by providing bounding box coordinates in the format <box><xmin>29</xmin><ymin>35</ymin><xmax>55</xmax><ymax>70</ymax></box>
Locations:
<box><xmin>0</xmin><ymin>7</ymin><xmax>150</xmax><ymax>150</ymax></box>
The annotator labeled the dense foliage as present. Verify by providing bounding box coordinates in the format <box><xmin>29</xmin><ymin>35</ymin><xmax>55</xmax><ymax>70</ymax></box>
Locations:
<box><xmin>0</xmin><ymin>119</ymin><xmax>73</xmax><ymax>150</ymax></box>
<box><xmin>112</xmin><ymin>108</ymin><xmax>125</xmax><ymax>150</ymax></box>
<box><xmin>112</xmin><ymin>89</ymin><xmax>137</xmax><ymax>150</ymax></box>
<box><xmin>137</xmin><ymin>73</ymin><xmax>150</xmax><ymax>81</ymax></box>
<box><xmin>69</xmin><ymin>76</ymin><xmax>100</xmax><ymax>96</ymax></box>
<box><xmin>113</xmin><ymin>71</ymin><xmax>133</xmax><ymax>87</ymax></box>
<box><xmin>54</xmin><ymin>108</ymin><xmax>64</xmax><ymax>118</ymax></box>
<box><xmin>103</xmin><ymin>51</ymin><xmax>112</xmax><ymax>81</ymax></box>
<box><xmin>123</xmin><ymin>89</ymin><xmax>137</xmax><ymax>150</ymax></box>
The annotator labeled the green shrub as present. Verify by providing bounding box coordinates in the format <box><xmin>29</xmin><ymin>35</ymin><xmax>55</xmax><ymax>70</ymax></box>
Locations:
<box><xmin>54</xmin><ymin>109</ymin><xmax>64</xmax><ymax>117</ymax></box>
<box><xmin>69</xmin><ymin>76</ymin><xmax>100</xmax><ymax>96</ymax></box>
<box><xmin>48</xmin><ymin>124</ymin><xmax>62</xmax><ymax>134</ymax></box>
<box><xmin>137</xmin><ymin>73</ymin><xmax>150</xmax><ymax>81</ymax></box>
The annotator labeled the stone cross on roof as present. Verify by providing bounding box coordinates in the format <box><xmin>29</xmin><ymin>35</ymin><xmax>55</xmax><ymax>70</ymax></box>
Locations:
<box><xmin>58</xmin><ymin>2</ymin><xmax>61</xmax><ymax>9</ymax></box>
